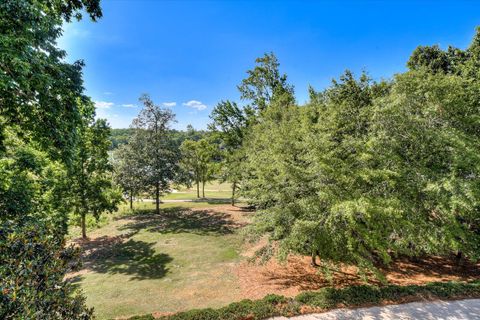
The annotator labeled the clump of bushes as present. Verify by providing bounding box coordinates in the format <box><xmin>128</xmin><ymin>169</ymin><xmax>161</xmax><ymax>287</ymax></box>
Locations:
<box><xmin>125</xmin><ymin>280</ymin><xmax>480</xmax><ymax>320</ymax></box>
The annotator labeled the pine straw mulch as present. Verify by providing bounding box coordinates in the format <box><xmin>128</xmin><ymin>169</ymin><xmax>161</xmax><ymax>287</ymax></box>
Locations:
<box><xmin>236</xmin><ymin>253</ymin><xmax>480</xmax><ymax>300</ymax></box>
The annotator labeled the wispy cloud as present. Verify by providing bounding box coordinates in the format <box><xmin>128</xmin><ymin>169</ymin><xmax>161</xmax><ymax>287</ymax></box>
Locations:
<box><xmin>121</xmin><ymin>104</ymin><xmax>137</xmax><ymax>108</ymax></box>
<box><xmin>104</xmin><ymin>91</ymin><xmax>113</xmax><ymax>95</ymax></box>
<box><xmin>183</xmin><ymin>100</ymin><xmax>207</xmax><ymax>111</ymax></box>
<box><xmin>163</xmin><ymin>102</ymin><xmax>176</xmax><ymax>107</ymax></box>
<box><xmin>95</xmin><ymin>101</ymin><xmax>114</xmax><ymax>109</ymax></box>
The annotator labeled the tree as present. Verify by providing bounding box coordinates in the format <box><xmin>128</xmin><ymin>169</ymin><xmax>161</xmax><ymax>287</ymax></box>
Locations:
<box><xmin>113</xmin><ymin>143</ymin><xmax>144</xmax><ymax>210</ymax></box>
<box><xmin>208</xmin><ymin>53</ymin><xmax>295</xmax><ymax>206</ymax></box>
<box><xmin>209</xmin><ymin>100</ymin><xmax>250</xmax><ymax>205</ymax></box>
<box><xmin>243</xmin><ymin>38</ymin><xmax>480</xmax><ymax>279</ymax></box>
<box><xmin>71</xmin><ymin>116</ymin><xmax>122</xmax><ymax>239</ymax></box>
<box><xmin>0</xmin><ymin>0</ymin><xmax>101</xmax><ymax>162</ymax></box>
<box><xmin>131</xmin><ymin>94</ymin><xmax>178</xmax><ymax>214</ymax></box>
<box><xmin>238</xmin><ymin>52</ymin><xmax>295</xmax><ymax>113</ymax></box>
<box><xmin>0</xmin><ymin>220</ymin><xmax>93</xmax><ymax>319</ymax></box>
<box><xmin>407</xmin><ymin>45</ymin><xmax>468</xmax><ymax>74</ymax></box>
<box><xmin>0</xmin><ymin>0</ymin><xmax>103</xmax><ymax>317</ymax></box>
<box><xmin>180</xmin><ymin>138</ymin><xmax>218</xmax><ymax>198</ymax></box>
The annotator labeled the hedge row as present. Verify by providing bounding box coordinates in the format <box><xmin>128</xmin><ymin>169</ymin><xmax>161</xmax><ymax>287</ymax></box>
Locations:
<box><xmin>125</xmin><ymin>280</ymin><xmax>480</xmax><ymax>320</ymax></box>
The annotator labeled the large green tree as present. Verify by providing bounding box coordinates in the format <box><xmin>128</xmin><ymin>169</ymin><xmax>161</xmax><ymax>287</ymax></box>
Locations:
<box><xmin>243</xmin><ymin>33</ymin><xmax>480</xmax><ymax>279</ymax></box>
<box><xmin>209</xmin><ymin>100</ymin><xmax>251</xmax><ymax>205</ymax></box>
<box><xmin>71</xmin><ymin>116</ymin><xmax>122</xmax><ymax>239</ymax></box>
<box><xmin>209</xmin><ymin>53</ymin><xmax>294</xmax><ymax>205</ymax></box>
<box><xmin>238</xmin><ymin>52</ymin><xmax>295</xmax><ymax>113</ymax></box>
<box><xmin>180</xmin><ymin>138</ymin><xmax>218</xmax><ymax>198</ymax></box>
<box><xmin>113</xmin><ymin>142</ymin><xmax>144</xmax><ymax>210</ymax></box>
<box><xmin>1</xmin><ymin>0</ymin><xmax>103</xmax><ymax>318</ymax></box>
<box><xmin>130</xmin><ymin>94</ymin><xmax>178</xmax><ymax>214</ymax></box>
<box><xmin>0</xmin><ymin>0</ymin><xmax>101</xmax><ymax>161</ymax></box>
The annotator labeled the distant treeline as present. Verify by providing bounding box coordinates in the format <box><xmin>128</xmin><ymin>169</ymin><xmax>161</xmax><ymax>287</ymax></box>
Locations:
<box><xmin>110</xmin><ymin>126</ymin><xmax>208</xmax><ymax>150</ymax></box>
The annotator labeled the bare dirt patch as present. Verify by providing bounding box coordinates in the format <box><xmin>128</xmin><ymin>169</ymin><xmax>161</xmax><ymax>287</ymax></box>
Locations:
<box><xmin>190</xmin><ymin>204</ymin><xmax>253</xmax><ymax>226</ymax></box>
<box><xmin>236</xmin><ymin>253</ymin><xmax>480</xmax><ymax>300</ymax></box>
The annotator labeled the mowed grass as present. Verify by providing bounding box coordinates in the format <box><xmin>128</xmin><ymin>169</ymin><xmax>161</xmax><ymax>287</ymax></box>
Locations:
<box><xmin>69</xmin><ymin>202</ymin><xmax>246</xmax><ymax>319</ymax></box>
<box><xmin>163</xmin><ymin>181</ymin><xmax>233</xmax><ymax>200</ymax></box>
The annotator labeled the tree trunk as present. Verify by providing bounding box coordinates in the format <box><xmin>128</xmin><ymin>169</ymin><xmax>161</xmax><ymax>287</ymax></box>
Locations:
<box><xmin>155</xmin><ymin>182</ymin><xmax>160</xmax><ymax>214</ymax></box>
<box><xmin>231</xmin><ymin>182</ymin><xmax>236</xmax><ymax>206</ymax></box>
<box><xmin>196</xmin><ymin>178</ymin><xmax>200</xmax><ymax>198</ymax></box>
<box><xmin>202</xmin><ymin>180</ymin><xmax>205</xmax><ymax>198</ymax></box>
<box><xmin>81</xmin><ymin>212</ymin><xmax>87</xmax><ymax>239</ymax></box>
<box><xmin>129</xmin><ymin>190</ymin><xmax>133</xmax><ymax>210</ymax></box>
<box><xmin>310</xmin><ymin>250</ymin><xmax>319</xmax><ymax>267</ymax></box>
<box><xmin>456</xmin><ymin>251</ymin><xmax>464</xmax><ymax>266</ymax></box>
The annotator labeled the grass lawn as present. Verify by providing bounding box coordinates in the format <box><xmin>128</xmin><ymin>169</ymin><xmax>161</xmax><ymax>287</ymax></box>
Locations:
<box><xmin>174</xmin><ymin>181</ymin><xmax>233</xmax><ymax>192</ymax></box>
<box><xmin>162</xmin><ymin>181</ymin><xmax>234</xmax><ymax>200</ymax></box>
<box><xmin>68</xmin><ymin>201</ymin><xmax>480</xmax><ymax>320</ymax></box>
<box><xmin>69</xmin><ymin>202</ymin><xmax>248</xmax><ymax>319</ymax></box>
<box><xmin>162</xmin><ymin>190</ymin><xmax>233</xmax><ymax>200</ymax></box>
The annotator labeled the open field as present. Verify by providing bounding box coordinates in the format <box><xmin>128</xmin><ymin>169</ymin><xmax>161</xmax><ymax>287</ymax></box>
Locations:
<box><xmin>163</xmin><ymin>181</ymin><xmax>234</xmax><ymax>201</ymax></box>
<box><xmin>162</xmin><ymin>191</ymin><xmax>233</xmax><ymax>200</ymax></box>
<box><xmin>69</xmin><ymin>201</ymin><xmax>480</xmax><ymax>319</ymax></box>
<box><xmin>68</xmin><ymin>202</ymin><xmax>250</xmax><ymax>319</ymax></box>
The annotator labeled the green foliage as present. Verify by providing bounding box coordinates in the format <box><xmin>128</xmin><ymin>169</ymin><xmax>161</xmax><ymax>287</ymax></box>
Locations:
<box><xmin>109</xmin><ymin>126</ymin><xmax>208</xmax><ymax>151</ymax></box>
<box><xmin>0</xmin><ymin>130</ymin><xmax>71</xmax><ymax>233</ymax></box>
<box><xmin>240</xmin><ymin>30</ymin><xmax>480</xmax><ymax>277</ymax></box>
<box><xmin>126</xmin><ymin>280</ymin><xmax>480</xmax><ymax>320</ymax></box>
<box><xmin>209</xmin><ymin>53</ymin><xmax>295</xmax><ymax>204</ymax></box>
<box><xmin>70</xmin><ymin>116</ymin><xmax>122</xmax><ymax>238</ymax></box>
<box><xmin>128</xmin><ymin>94</ymin><xmax>178</xmax><ymax>213</ymax></box>
<box><xmin>238</xmin><ymin>52</ymin><xmax>295</xmax><ymax>113</ymax></box>
<box><xmin>1</xmin><ymin>1</ymin><xmax>104</xmax><ymax>317</ymax></box>
<box><xmin>407</xmin><ymin>45</ymin><xmax>467</xmax><ymax>74</ymax></box>
<box><xmin>110</xmin><ymin>128</ymin><xmax>135</xmax><ymax>149</ymax></box>
<box><xmin>180</xmin><ymin>138</ymin><xmax>219</xmax><ymax>198</ymax></box>
<box><xmin>209</xmin><ymin>100</ymin><xmax>250</xmax><ymax>151</ymax></box>
<box><xmin>112</xmin><ymin>141</ymin><xmax>145</xmax><ymax>209</ymax></box>
<box><xmin>0</xmin><ymin>0</ymin><xmax>100</xmax><ymax>162</ymax></box>
<box><xmin>0</xmin><ymin>220</ymin><xmax>93</xmax><ymax>319</ymax></box>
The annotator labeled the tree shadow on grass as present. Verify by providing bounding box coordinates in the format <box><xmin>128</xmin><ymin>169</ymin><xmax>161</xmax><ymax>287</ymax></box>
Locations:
<box><xmin>80</xmin><ymin>237</ymin><xmax>172</xmax><ymax>280</ymax></box>
<box><xmin>118</xmin><ymin>206</ymin><xmax>240</xmax><ymax>236</ymax></box>
<box><xmin>191</xmin><ymin>198</ymin><xmax>232</xmax><ymax>204</ymax></box>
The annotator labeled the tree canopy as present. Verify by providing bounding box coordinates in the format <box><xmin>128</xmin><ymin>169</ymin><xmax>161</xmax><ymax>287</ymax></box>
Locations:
<box><xmin>240</xmin><ymin>31</ymin><xmax>480</xmax><ymax>278</ymax></box>
<box><xmin>129</xmin><ymin>94</ymin><xmax>178</xmax><ymax>214</ymax></box>
<box><xmin>1</xmin><ymin>0</ymin><xmax>106</xmax><ymax>318</ymax></box>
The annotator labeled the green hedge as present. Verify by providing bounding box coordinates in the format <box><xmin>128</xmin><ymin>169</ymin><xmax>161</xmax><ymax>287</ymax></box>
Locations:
<box><xmin>125</xmin><ymin>280</ymin><xmax>480</xmax><ymax>320</ymax></box>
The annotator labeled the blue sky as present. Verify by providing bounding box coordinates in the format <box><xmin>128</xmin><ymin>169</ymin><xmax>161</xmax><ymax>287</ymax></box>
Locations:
<box><xmin>59</xmin><ymin>0</ymin><xmax>480</xmax><ymax>129</ymax></box>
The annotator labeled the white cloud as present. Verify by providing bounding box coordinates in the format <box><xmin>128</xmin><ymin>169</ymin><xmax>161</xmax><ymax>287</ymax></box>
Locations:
<box><xmin>104</xmin><ymin>91</ymin><xmax>113</xmax><ymax>95</ymax></box>
<box><xmin>163</xmin><ymin>102</ymin><xmax>176</xmax><ymax>107</ymax></box>
<box><xmin>95</xmin><ymin>101</ymin><xmax>114</xmax><ymax>109</ymax></box>
<box><xmin>121</xmin><ymin>104</ymin><xmax>137</xmax><ymax>108</ymax></box>
<box><xmin>182</xmin><ymin>100</ymin><xmax>207</xmax><ymax>111</ymax></box>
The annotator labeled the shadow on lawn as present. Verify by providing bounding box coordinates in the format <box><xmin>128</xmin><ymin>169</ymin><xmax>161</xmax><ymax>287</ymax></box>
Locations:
<box><xmin>119</xmin><ymin>206</ymin><xmax>240</xmax><ymax>236</ymax></box>
<box><xmin>79</xmin><ymin>237</ymin><xmax>172</xmax><ymax>280</ymax></box>
<box><xmin>190</xmin><ymin>198</ymin><xmax>232</xmax><ymax>204</ymax></box>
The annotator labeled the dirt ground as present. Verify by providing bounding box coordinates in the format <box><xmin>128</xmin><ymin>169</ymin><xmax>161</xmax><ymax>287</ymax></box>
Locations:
<box><xmin>182</xmin><ymin>205</ymin><xmax>480</xmax><ymax>300</ymax></box>
<box><xmin>217</xmin><ymin>205</ymin><xmax>480</xmax><ymax>300</ymax></box>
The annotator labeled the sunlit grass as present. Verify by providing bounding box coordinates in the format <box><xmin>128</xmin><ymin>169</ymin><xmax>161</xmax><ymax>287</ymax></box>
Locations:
<box><xmin>68</xmin><ymin>202</ymin><xmax>246</xmax><ymax>319</ymax></box>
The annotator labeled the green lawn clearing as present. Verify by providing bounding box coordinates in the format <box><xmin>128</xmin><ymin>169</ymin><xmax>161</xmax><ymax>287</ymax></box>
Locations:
<box><xmin>163</xmin><ymin>181</ymin><xmax>234</xmax><ymax>200</ymax></box>
<box><xmin>68</xmin><ymin>202</ymin><xmax>249</xmax><ymax>319</ymax></box>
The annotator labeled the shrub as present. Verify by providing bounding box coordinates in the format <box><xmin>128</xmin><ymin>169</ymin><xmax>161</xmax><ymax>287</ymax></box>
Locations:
<box><xmin>0</xmin><ymin>220</ymin><xmax>93</xmax><ymax>319</ymax></box>
<box><xmin>129</xmin><ymin>280</ymin><xmax>480</xmax><ymax>320</ymax></box>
